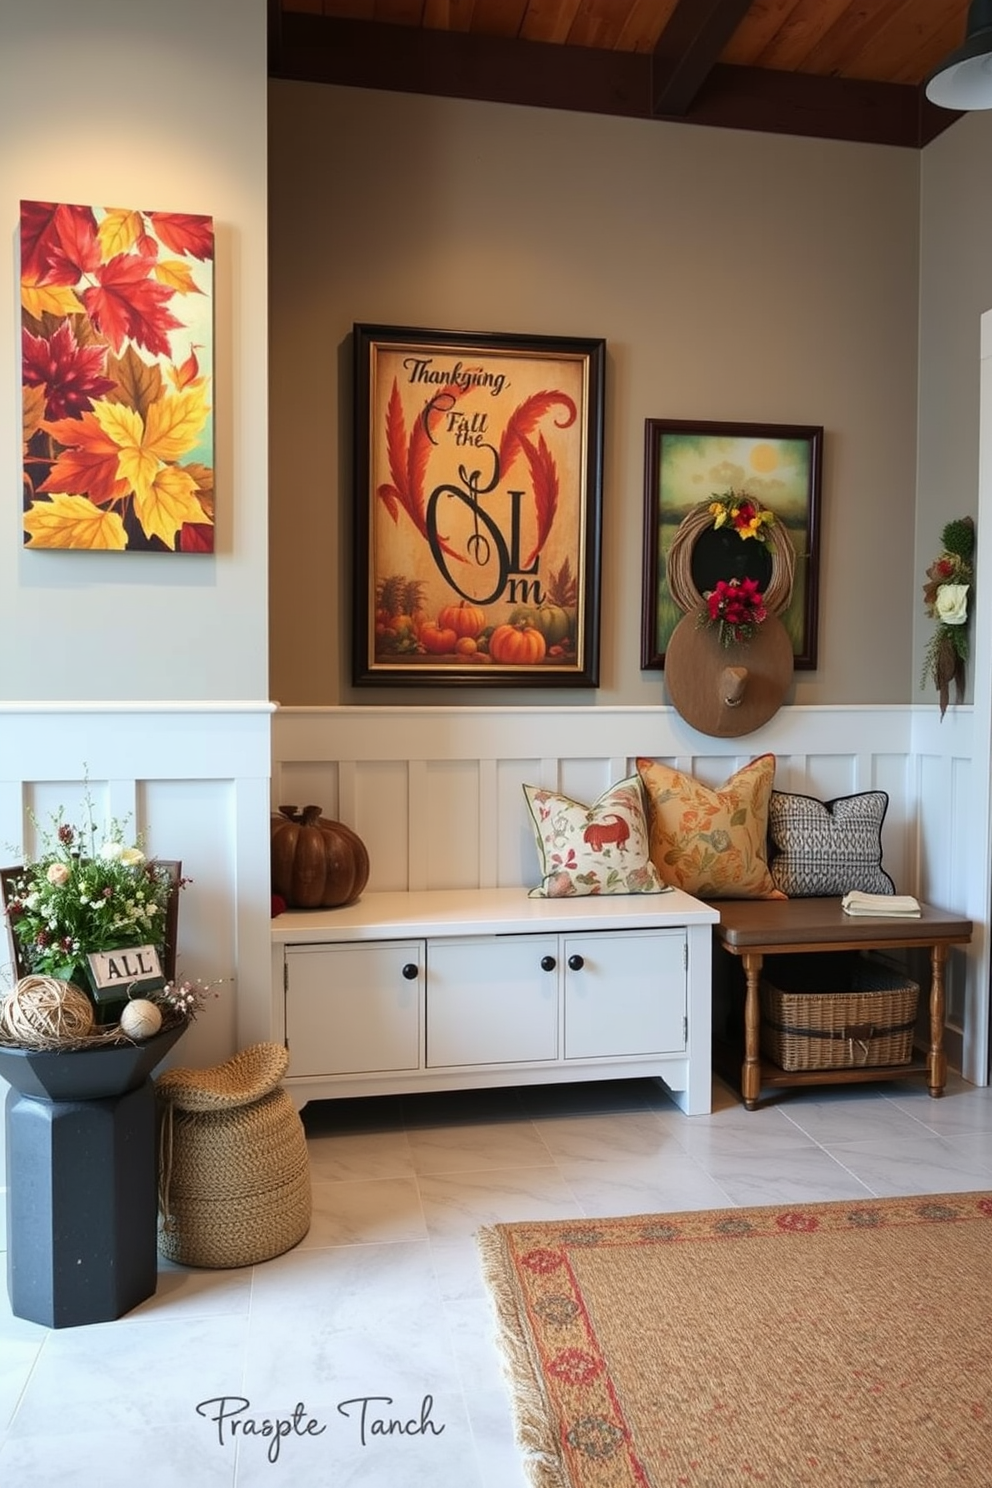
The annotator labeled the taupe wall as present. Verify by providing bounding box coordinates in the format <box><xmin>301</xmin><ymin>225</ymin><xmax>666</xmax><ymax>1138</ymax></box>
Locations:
<box><xmin>269</xmin><ymin>82</ymin><xmax>922</xmax><ymax>707</ymax></box>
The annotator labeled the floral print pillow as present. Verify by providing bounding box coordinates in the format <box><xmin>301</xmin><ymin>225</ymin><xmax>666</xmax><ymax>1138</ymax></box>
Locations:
<box><xmin>523</xmin><ymin>777</ymin><xmax>668</xmax><ymax>898</ymax></box>
<box><xmin>635</xmin><ymin>754</ymin><xmax>784</xmax><ymax>900</ymax></box>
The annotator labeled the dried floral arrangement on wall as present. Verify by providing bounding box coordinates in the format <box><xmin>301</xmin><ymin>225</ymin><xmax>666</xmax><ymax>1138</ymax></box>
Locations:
<box><xmin>922</xmin><ymin>516</ymin><xmax>975</xmax><ymax>717</ymax></box>
<box><xmin>19</xmin><ymin>200</ymin><xmax>214</xmax><ymax>552</ymax></box>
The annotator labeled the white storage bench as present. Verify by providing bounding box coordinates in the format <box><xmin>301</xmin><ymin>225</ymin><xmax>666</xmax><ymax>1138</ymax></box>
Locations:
<box><xmin>270</xmin><ymin>886</ymin><xmax>719</xmax><ymax>1115</ymax></box>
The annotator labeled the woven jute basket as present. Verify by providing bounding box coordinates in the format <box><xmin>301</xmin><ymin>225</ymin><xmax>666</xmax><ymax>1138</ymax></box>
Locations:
<box><xmin>156</xmin><ymin>1042</ymin><xmax>311</xmax><ymax>1268</ymax></box>
<box><xmin>760</xmin><ymin>953</ymin><xmax>920</xmax><ymax>1073</ymax></box>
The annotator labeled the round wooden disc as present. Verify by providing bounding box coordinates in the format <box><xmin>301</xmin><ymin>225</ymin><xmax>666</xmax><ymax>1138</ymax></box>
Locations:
<box><xmin>665</xmin><ymin>610</ymin><xmax>794</xmax><ymax>737</ymax></box>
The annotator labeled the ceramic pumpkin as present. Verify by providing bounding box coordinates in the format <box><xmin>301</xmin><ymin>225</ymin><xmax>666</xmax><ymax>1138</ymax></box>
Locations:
<box><xmin>270</xmin><ymin>805</ymin><xmax>370</xmax><ymax>909</ymax></box>
<box><xmin>488</xmin><ymin>622</ymin><xmax>547</xmax><ymax>665</ymax></box>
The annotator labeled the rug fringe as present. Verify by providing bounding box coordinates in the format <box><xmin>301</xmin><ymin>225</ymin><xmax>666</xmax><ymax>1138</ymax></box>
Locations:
<box><xmin>477</xmin><ymin>1225</ymin><xmax>572</xmax><ymax>1488</ymax></box>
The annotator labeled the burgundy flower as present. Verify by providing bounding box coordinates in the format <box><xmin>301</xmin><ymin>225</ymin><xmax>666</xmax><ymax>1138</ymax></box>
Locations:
<box><xmin>704</xmin><ymin>577</ymin><xmax>767</xmax><ymax>643</ymax></box>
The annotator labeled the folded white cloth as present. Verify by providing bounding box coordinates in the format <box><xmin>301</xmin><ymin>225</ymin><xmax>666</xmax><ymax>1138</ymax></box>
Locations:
<box><xmin>842</xmin><ymin>890</ymin><xmax>921</xmax><ymax>917</ymax></box>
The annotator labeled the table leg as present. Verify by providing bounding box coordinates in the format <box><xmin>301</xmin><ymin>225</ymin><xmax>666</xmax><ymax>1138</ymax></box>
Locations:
<box><xmin>741</xmin><ymin>951</ymin><xmax>764</xmax><ymax>1110</ymax></box>
<box><xmin>928</xmin><ymin>943</ymin><xmax>948</xmax><ymax>1098</ymax></box>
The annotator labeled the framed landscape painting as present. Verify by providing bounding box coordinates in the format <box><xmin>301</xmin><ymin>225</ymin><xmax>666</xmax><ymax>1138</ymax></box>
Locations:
<box><xmin>20</xmin><ymin>199</ymin><xmax>215</xmax><ymax>552</ymax></box>
<box><xmin>642</xmin><ymin>418</ymin><xmax>823</xmax><ymax>670</ymax></box>
<box><xmin>353</xmin><ymin>324</ymin><xmax>605</xmax><ymax>686</ymax></box>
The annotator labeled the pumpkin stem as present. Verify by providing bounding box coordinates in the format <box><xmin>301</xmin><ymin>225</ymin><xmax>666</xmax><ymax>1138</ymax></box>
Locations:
<box><xmin>277</xmin><ymin>805</ymin><xmax>324</xmax><ymax>825</ymax></box>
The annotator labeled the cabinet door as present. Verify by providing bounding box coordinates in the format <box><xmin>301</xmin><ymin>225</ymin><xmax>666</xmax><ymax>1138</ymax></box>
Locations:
<box><xmin>426</xmin><ymin>935</ymin><xmax>559</xmax><ymax>1067</ymax></box>
<box><xmin>563</xmin><ymin>929</ymin><xmax>686</xmax><ymax>1059</ymax></box>
<box><xmin>285</xmin><ymin>941</ymin><xmax>422</xmax><ymax>1076</ymax></box>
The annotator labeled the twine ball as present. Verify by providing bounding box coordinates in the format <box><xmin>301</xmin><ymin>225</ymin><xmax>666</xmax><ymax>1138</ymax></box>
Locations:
<box><xmin>119</xmin><ymin>998</ymin><xmax>163</xmax><ymax>1040</ymax></box>
<box><xmin>1</xmin><ymin>976</ymin><xmax>95</xmax><ymax>1046</ymax></box>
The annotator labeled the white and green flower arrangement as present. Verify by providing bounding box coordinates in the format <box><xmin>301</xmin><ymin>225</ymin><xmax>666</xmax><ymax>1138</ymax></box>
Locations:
<box><xmin>1</xmin><ymin>785</ymin><xmax>217</xmax><ymax>1047</ymax></box>
<box><xmin>922</xmin><ymin>516</ymin><xmax>975</xmax><ymax>719</ymax></box>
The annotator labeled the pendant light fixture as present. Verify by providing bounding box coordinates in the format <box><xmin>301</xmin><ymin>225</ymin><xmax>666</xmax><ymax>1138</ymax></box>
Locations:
<box><xmin>926</xmin><ymin>0</ymin><xmax>992</xmax><ymax>109</ymax></box>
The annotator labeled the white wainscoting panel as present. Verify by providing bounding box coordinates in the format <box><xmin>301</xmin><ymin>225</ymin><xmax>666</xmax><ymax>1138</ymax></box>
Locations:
<box><xmin>0</xmin><ymin>701</ymin><xmax>275</xmax><ymax>1254</ymax></box>
<box><xmin>273</xmin><ymin>703</ymin><xmax>988</xmax><ymax>1086</ymax></box>
<box><xmin>911</xmin><ymin>705</ymin><xmax>987</xmax><ymax>1084</ymax></box>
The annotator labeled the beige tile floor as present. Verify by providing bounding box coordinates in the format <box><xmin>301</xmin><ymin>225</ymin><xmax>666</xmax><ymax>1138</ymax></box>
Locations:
<box><xmin>3</xmin><ymin>1069</ymin><xmax>992</xmax><ymax>1486</ymax></box>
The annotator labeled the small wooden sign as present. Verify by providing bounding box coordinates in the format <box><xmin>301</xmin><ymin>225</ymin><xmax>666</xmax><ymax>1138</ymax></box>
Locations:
<box><xmin>87</xmin><ymin>945</ymin><xmax>164</xmax><ymax>1004</ymax></box>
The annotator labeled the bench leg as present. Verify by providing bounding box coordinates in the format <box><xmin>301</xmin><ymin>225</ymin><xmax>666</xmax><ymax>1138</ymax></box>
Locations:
<box><xmin>741</xmin><ymin>951</ymin><xmax>764</xmax><ymax>1110</ymax></box>
<box><xmin>928</xmin><ymin>944</ymin><xmax>948</xmax><ymax>1098</ymax></box>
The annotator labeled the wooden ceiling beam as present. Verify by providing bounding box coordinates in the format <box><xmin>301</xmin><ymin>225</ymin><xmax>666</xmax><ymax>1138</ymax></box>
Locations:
<box><xmin>650</xmin><ymin>0</ymin><xmax>754</xmax><ymax>117</ymax></box>
<box><xmin>269</xmin><ymin>13</ymin><xmax>957</xmax><ymax>149</ymax></box>
<box><xmin>272</xmin><ymin>14</ymin><xmax>649</xmax><ymax>118</ymax></box>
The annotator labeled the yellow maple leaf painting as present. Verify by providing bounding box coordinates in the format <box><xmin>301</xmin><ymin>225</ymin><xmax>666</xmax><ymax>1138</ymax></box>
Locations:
<box><xmin>20</xmin><ymin>199</ymin><xmax>214</xmax><ymax>552</ymax></box>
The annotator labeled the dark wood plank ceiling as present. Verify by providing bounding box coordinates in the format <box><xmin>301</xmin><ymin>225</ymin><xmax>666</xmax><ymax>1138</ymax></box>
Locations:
<box><xmin>269</xmin><ymin>0</ymin><xmax>971</xmax><ymax>148</ymax></box>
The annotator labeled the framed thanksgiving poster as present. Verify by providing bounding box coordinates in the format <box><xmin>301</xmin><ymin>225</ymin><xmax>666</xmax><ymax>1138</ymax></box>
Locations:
<box><xmin>20</xmin><ymin>199</ymin><xmax>214</xmax><ymax>552</ymax></box>
<box><xmin>353</xmin><ymin>324</ymin><xmax>604</xmax><ymax>686</ymax></box>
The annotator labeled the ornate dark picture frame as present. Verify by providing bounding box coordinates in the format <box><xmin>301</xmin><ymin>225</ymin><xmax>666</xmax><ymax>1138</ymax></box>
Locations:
<box><xmin>642</xmin><ymin>418</ymin><xmax>823</xmax><ymax>670</ymax></box>
<box><xmin>353</xmin><ymin>324</ymin><xmax>605</xmax><ymax>687</ymax></box>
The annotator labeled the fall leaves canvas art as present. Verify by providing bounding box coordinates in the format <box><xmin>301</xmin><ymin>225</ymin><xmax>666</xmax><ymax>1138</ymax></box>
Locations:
<box><xmin>353</xmin><ymin>325</ymin><xmax>604</xmax><ymax>686</ymax></box>
<box><xmin>20</xmin><ymin>199</ymin><xmax>214</xmax><ymax>552</ymax></box>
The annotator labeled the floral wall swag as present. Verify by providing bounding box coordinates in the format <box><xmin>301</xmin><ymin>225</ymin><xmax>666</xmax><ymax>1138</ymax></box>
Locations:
<box><xmin>922</xmin><ymin>516</ymin><xmax>975</xmax><ymax>718</ymax></box>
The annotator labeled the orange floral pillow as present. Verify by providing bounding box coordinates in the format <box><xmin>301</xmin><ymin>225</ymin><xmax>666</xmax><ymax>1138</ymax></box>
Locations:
<box><xmin>635</xmin><ymin>754</ymin><xmax>785</xmax><ymax>900</ymax></box>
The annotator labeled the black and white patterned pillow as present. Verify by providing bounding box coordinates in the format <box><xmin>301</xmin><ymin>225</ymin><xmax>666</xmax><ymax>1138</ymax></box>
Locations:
<box><xmin>767</xmin><ymin>790</ymin><xmax>895</xmax><ymax>898</ymax></box>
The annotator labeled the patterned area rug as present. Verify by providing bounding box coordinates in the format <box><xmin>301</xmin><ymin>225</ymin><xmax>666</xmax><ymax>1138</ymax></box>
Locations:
<box><xmin>478</xmin><ymin>1193</ymin><xmax>992</xmax><ymax>1488</ymax></box>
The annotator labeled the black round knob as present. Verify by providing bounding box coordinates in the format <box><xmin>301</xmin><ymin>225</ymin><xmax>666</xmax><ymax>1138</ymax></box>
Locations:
<box><xmin>540</xmin><ymin>955</ymin><xmax>556</xmax><ymax>972</ymax></box>
<box><xmin>567</xmin><ymin>953</ymin><xmax>584</xmax><ymax>971</ymax></box>
<box><xmin>401</xmin><ymin>963</ymin><xmax>418</xmax><ymax>980</ymax></box>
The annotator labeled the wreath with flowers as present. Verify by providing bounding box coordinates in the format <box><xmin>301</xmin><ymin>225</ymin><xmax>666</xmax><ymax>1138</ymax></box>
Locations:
<box><xmin>921</xmin><ymin>516</ymin><xmax>975</xmax><ymax>718</ymax></box>
<box><xmin>666</xmin><ymin>490</ymin><xmax>796</xmax><ymax>643</ymax></box>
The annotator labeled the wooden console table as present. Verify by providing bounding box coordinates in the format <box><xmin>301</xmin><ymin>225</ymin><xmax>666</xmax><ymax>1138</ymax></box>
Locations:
<box><xmin>712</xmin><ymin>898</ymin><xmax>972</xmax><ymax>1110</ymax></box>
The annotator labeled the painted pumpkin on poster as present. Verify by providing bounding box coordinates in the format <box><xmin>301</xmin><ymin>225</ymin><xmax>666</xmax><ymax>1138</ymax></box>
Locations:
<box><xmin>19</xmin><ymin>199</ymin><xmax>214</xmax><ymax>552</ymax></box>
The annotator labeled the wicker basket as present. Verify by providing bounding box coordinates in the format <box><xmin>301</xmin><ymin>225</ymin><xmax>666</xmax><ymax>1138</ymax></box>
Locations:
<box><xmin>760</xmin><ymin>953</ymin><xmax>920</xmax><ymax>1073</ymax></box>
<box><xmin>156</xmin><ymin>1043</ymin><xmax>311</xmax><ymax>1268</ymax></box>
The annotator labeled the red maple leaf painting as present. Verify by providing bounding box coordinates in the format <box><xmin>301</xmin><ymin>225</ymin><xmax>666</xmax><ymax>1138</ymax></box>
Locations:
<box><xmin>20</xmin><ymin>198</ymin><xmax>214</xmax><ymax>551</ymax></box>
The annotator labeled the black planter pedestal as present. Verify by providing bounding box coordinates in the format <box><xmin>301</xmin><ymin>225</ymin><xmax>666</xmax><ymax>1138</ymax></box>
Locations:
<box><xmin>0</xmin><ymin>1025</ymin><xmax>185</xmax><ymax>1328</ymax></box>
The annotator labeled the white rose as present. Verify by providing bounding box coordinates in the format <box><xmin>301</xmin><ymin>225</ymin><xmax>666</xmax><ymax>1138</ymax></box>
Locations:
<box><xmin>46</xmin><ymin>862</ymin><xmax>70</xmax><ymax>885</ymax></box>
<box><xmin>935</xmin><ymin>583</ymin><xmax>969</xmax><ymax>625</ymax></box>
<box><xmin>120</xmin><ymin>847</ymin><xmax>145</xmax><ymax>866</ymax></box>
<box><xmin>99</xmin><ymin>840</ymin><xmax>124</xmax><ymax>861</ymax></box>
